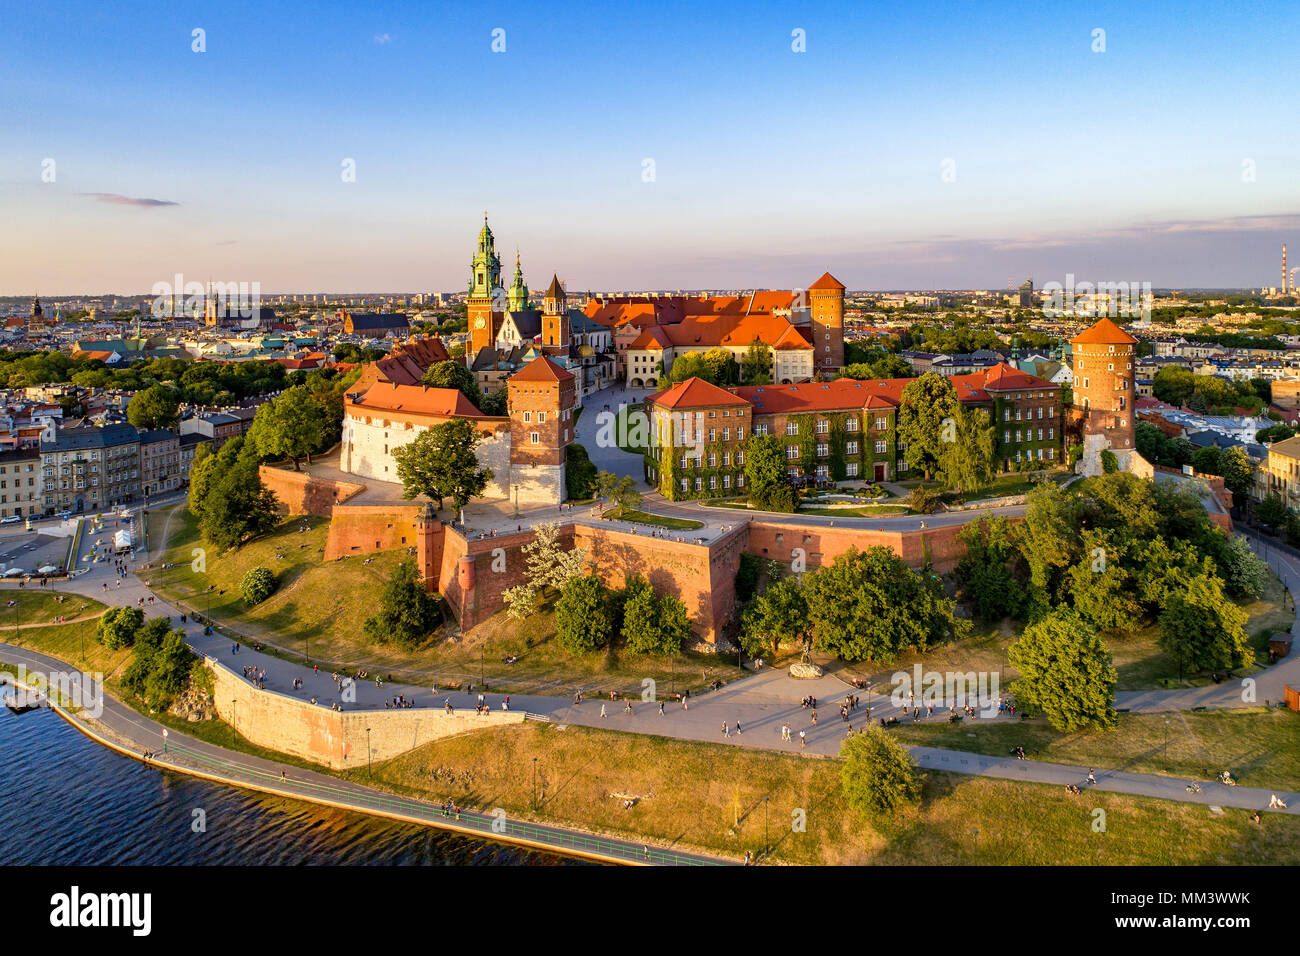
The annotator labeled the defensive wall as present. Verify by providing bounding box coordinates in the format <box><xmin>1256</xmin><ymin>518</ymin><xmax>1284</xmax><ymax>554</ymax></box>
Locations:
<box><xmin>206</xmin><ymin>656</ymin><xmax>523</xmax><ymax>770</ymax></box>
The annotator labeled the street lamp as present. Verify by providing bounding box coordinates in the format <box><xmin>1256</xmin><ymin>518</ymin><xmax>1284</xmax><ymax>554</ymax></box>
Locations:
<box><xmin>763</xmin><ymin>795</ymin><xmax>770</xmax><ymax>862</ymax></box>
<box><xmin>1163</xmin><ymin>717</ymin><xmax>1170</xmax><ymax>771</ymax></box>
<box><xmin>532</xmin><ymin>756</ymin><xmax>538</xmax><ymax>808</ymax></box>
<box><xmin>366</xmin><ymin>727</ymin><xmax>372</xmax><ymax>777</ymax></box>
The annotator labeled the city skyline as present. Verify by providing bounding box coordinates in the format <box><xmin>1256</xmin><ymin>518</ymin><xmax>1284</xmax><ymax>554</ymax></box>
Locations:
<box><xmin>3</xmin><ymin>0</ymin><xmax>1299</xmax><ymax>294</ymax></box>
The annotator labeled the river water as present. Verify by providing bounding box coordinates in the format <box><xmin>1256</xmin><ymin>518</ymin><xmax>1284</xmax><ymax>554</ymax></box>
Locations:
<box><xmin>0</xmin><ymin>706</ymin><xmax>580</xmax><ymax>865</ymax></box>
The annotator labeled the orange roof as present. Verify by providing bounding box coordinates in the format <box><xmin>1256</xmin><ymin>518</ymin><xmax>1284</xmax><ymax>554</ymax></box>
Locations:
<box><xmin>809</xmin><ymin>272</ymin><xmax>846</xmax><ymax>291</ymax></box>
<box><xmin>647</xmin><ymin>377</ymin><xmax>750</xmax><ymax>410</ymax></box>
<box><xmin>352</xmin><ymin>382</ymin><xmax>482</xmax><ymax>417</ymax></box>
<box><xmin>1070</xmin><ymin>317</ymin><xmax>1138</xmax><ymax>346</ymax></box>
<box><xmin>733</xmin><ymin>378</ymin><xmax>909</xmax><ymax>414</ymax></box>
<box><xmin>629</xmin><ymin>327</ymin><xmax>672</xmax><ymax>350</ymax></box>
<box><xmin>511</xmin><ymin>355</ymin><xmax>575</xmax><ymax>383</ymax></box>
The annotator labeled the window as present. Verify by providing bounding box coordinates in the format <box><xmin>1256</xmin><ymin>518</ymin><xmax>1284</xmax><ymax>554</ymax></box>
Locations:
<box><xmin>846</xmin><ymin>462</ymin><xmax>858</xmax><ymax>477</ymax></box>
<box><xmin>815</xmin><ymin>419</ymin><xmax>829</xmax><ymax>434</ymax></box>
<box><xmin>1004</xmin><ymin>430</ymin><xmax>1010</xmax><ymax>443</ymax></box>
<box><xmin>523</xmin><ymin>411</ymin><xmax>531</xmax><ymax>423</ymax></box>
<box><xmin>1003</xmin><ymin>408</ymin><xmax>1011</xmax><ymax>421</ymax></box>
<box><xmin>786</xmin><ymin>445</ymin><xmax>800</xmax><ymax>460</ymax></box>
<box><xmin>538</xmin><ymin>411</ymin><xmax>546</xmax><ymax>423</ymax></box>
<box><xmin>846</xmin><ymin>417</ymin><xmax>859</xmax><ymax>432</ymax></box>
<box><xmin>846</xmin><ymin>441</ymin><xmax>858</xmax><ymax>455</ymax></box>
<box><xmin>816</xmin><ymin>443</ymin><xmax>829</xmax><ymax>458</ymax></box>
<box><xmin>530</xmin><ymin>432</ymin><xmax>539</xmax><ymax>444</ymax></box>
<box><xmin>875</xmin><ymin>440</ymin><xmax>887</xmax><ymax>454</ymax></box>
<box><xmin>786</xmin><ymin>422</ymin><xmax>798</xmax><ymax>436</ymax></box>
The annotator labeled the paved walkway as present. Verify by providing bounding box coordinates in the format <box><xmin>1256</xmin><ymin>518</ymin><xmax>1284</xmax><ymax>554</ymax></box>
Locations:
<box><xmin>5</xmin><ymin>470</ymin><xmax>1298</xmax><ymax>819</ymax></box>
<box><xmin>0</xmin><ymin>641</ymin><xmax>725</xmax><ymax>866</ymax></box>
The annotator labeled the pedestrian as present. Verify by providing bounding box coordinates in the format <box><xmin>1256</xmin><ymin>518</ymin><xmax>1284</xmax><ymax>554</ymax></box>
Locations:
<box><xmin>600</xmin><ymin>703</ymin><xmax>607</xmax><ymax>718</ymax></box>
<box><xmin>1087</xmin><ymin>768</ymin><xmax>1096</xmax><ymax>786</ymax></box>
<box><xmin>722</xmin><ymin>721</ymin><xmax>729</xmax><ymax>737</ymax></box>
<box><xmin>798</xmin><ymin>730</ymin><xmax>806</xmax><ymax>748</ymax></box>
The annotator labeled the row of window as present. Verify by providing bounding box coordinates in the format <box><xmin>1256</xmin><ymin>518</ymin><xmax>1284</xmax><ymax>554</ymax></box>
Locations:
<box><xmin>679</xmin><ymin>473</ymin><xmax>747</xmax><ymax>493</ymax></box>
<box><xmin>679</xmin><ymin>449</ymin><xmax>747</xmax><ymax>469</ymax></box>
<box><xmin>1003</xmin><ymin>428</ymin><xmax>1056</xmax><ymax>444</ymax></box>
<box><xmin>1003</xmin><ymin>406</ymin><xmax>1057</xmax><ymax>421</ymax></box>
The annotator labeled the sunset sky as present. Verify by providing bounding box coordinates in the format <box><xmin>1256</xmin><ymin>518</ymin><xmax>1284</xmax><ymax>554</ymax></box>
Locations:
<box><xmin>3</xmin><ymin>0</ymin><xmax>1299</xmax><ymax>293</ymax></box>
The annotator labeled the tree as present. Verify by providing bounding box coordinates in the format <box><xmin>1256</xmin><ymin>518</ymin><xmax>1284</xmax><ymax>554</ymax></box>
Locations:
<box><xmin>97</xmin><ymin>606</ymin><xmax>144</xmax><ymax>650</ymax></box>
<box><xmin>740</xmin><ymin>342</ymin><xmax>772</xmax><ymax>385</ymax></box>
<box><xmin>700</xmin><ymin>347</ymin><xmax>737</xmax><ymax>386</ymax></box>
<box><xmin>422</xmin><ymin>360</ymin><xmax>481</xmax><ymax>405</ymax></box>
<box><xmin>937</xmin><ymin>406</ymin><xmax>996</xmax><ymax>493</ymax></box>
<box><xmin>1100</xmin><ymin>449</ymin><xmax>1119</xmax><ymax>474</ymax></box>
<box><xmin>502</xmin><ymin>522</ymin><xmax>588</xmax><ymax>620</ymax></box>
<box><xmin>743</xmin><ymin>434</ymin><xmax>796</xmax><ymax>512</ymax></box>
<box><xmin>246</xmin><ymin>385</ymin><xmax>328</xmax><ymax>470</ymax></box>
<box><xmin>565</xmin><ymin>444</ymin><xmax>598</xmax><ymax>500</ymax></box>
<box><xmin>121</xmin><ymin>628</ymin><xmax>197</xmax><ymax>711</ymax></box>
<box><xmin>1256</xmin><ymin>423</ymin><xmax>1294</xmax><ymax>444</ymax></box>
<box><xmin>1153</xmin><ymin>366</ymin><xmax>1195</xmax><ymax>406</ymax></box>
<box><xmin>896</xmin><ymin>372</ymin><xmax>962</xmax><ymax>480</ymax></box>
<box><xmin>1015</xmin><ymin>481</ymin><xmax>1081</xmax><ymax>614</ymax></box>
<box><xmin>734</xmin><ymin>552</ymin><xmax>761</xmax><ymax>602</ymax></box>
<box><xmin>126</xmin><ymin>384</ymin><xmax>179</xmax><ymax>430</ymax></box>
<box><xmin>595</xmin><ymin>470</ymin><xmax>642</xmax><ymax>518</ymax></box>
<box><xmin>478</xmin><ymin>387</ymin><xmax>508</xmax><ymax>416</ymax></box>
<box><xmin>362</xmin><ymin>558</ymin><xmax>442</xmax><ymax>650</ymax></box>
<box><xmin>240</xmin><ymin>566</ymin><xmax>276</xmax><ymax>606</ymax></box>
<box><xmin>393</xmin><ymin>418</ymin><xmax>493</xmax><ymax>517</ymax></box>
<box><xmin>1158</xmin><ymin>567</ymin><xmax>1252</xmax><ymax>676</ymax></box>
<box><xmin>666</xmin><ymin>352</ymin><xmax>715</xmax><ymax>385</ymax></box>
<box><xmin>1256</xmin><ymin>492</ymin><xmax>1289</xmax><ymax>529</ymax></box>
<box><xmin>956</xmin><ymin>516</ymin><xmax>1022</xmax><ymax>621</ymax></box>
<box><xmin>1218</xmin><ymin>446</ymin><xmax>1254</xmax><ymax>503</ymax></box>
<box><xmin>1007</xmin><ymin>608</ymin><xmax>1117</xmax><ymax>732</ymax></box>
<box><xmin>554</xmin><ymin>574</ymin><xmax>617</xmax><ymax>654</ymax></box>
<box><xmin>740</xmin><ymin>576</ymin><xmax>809</xmax><ymax>659</ymax></box>
<box><xmin>840</xmin><ymin>727</ymin><xmax>922</xmax><ymax>818</ymax></box>
<box><xmin>1190</xmin><ymin>445</ymin><xmax>1222</xmax><ymax>476</ymax></box>
<box><xmin>198</xmin><ymin>447</ymin><xmax>280</xmax><ymax>550</ymax></box>
<box><xmin>806</xmin><ymin>547</ymin><xmax>967</xmax><ymax>663</ymax></box>
<box><xmin>620</xmin><ymin>575</ymin><xmax>688</xmax><ymax>655</ymax></box>
<box><xmin>1063</xmin><ymin>532</ymin><xmax>1144</xmax><ymax>635</ymax></box>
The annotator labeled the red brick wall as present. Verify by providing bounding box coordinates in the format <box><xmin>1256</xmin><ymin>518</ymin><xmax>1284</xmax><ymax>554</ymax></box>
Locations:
<box><xmin>745</xmin><ymin>519</ymin><xmax>969</xmax><ymax>574</ymax></box>
<box><xmin>259</xmin><ymin>465</ymin><xmax>365</xmax><ymax>517</ymax></box>
<box><xmin>323</xmin><ymin>504</ymin><xmax>425</xmax><ymax>560</ymax></box>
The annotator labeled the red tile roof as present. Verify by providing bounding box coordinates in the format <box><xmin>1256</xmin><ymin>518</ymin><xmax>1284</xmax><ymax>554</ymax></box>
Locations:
<box><xmin>733</xmin><ymin>378</ymin><xmax>909</xmax><ymax>414</ymax></box>
<box><xmin>809</xmin><ymin>272</ymin><xmax>846</xmax><ymax>291</ymax></box>
<box><xmin>511</xmin><ymin>355</ymin><xmax>575</xmax><ymax>383</ymax></box>
<box><xmin>647</xmin><ymin>377</ymin><xmax>750</xmax><ymax>410</ymax></box>
<box><xmin>352</xmin><ymin>382</ymin><xmax>482</xmax><ymax>417</ymax></box>
<box><xmin>1071</xmin><ymin>317</ymin><xmax>1138</xmax><ymax>346</ymax></box>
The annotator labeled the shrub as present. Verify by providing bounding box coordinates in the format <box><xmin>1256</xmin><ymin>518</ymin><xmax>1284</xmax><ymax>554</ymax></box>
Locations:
<box><xmin>97</xmin><ymin>606</ymin><xmax>144</xmax><ymax>650</ymax></box>
<box><xmin>840</xmin><ymin>727</ymin><xmax>922</xmax><ymax>818</ymax></box>
<box><xmin>240</xmin><ymin>566</ymin><xmax>276</xmax><ymax>606</ymax></box>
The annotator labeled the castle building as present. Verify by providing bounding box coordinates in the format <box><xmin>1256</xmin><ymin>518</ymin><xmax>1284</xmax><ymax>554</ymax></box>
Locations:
<box><xmin>644</xmin><ymin>364</ymin><xmax>1061</xmax><ymax>499</ymax></box>
<box><xmin>808</xmin><ymin>271</ymin><xmax>846</xmax><ymax>375</ymax></box>
<box><xmin>467</xmin><ymin>214</ymin><xmax>504</xmax><ymax>356</ymax></box>
<box><xmin>1069</xmin><ymin>317</ymin><xmax>1137</xmax><ymax>471</ymax></box>
<box><xmin>340</xmin><ymin>343</ymin><xmax>574</xmax><ymax>507</ymax></box>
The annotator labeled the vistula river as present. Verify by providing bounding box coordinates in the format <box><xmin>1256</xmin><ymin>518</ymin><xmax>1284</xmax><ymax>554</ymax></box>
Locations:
<box><xmin>1</xmin><ymin>706</ymin><xmax>583</xmax><ymax>866</ymax></box>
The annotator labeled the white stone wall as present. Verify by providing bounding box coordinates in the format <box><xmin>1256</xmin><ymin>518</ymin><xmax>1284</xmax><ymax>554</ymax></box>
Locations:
<box><xmin>509</xmin><ymin>463</ymin><xmax>565</xmax><ymax>506</ymax></box>
<box><xmin>342</xmin><ymin>412</ymin><xmax>511</xmax><ymax>499</ymax></box>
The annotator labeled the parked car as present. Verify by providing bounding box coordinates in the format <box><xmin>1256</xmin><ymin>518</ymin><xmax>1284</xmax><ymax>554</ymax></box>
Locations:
<box><xmin>0</xmin><ymin>515</ymin><xmax>21</xmax><ymax>524</ymax></box>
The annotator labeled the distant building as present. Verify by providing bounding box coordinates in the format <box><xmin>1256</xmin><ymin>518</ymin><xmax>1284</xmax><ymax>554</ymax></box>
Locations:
<box><xmin>40</xmin><ymin>422</ymin><xmax>141</xmax><ymax>514</ymax></box>
<box><xmin>0</xmin><ymin>447</ymin><xmax>42</xmax><ymax>518</ymax></box>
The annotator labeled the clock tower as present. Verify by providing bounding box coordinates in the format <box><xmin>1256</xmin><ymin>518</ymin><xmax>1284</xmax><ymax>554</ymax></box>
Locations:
<box><xmin>467</xmin><ymin>213</ymin><xmax>504</xmax><ymax>360</ymax></box>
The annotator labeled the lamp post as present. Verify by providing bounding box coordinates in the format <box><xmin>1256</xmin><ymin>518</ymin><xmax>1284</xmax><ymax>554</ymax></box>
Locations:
<box><xmin>1163</xmin><ymin>717</ymin><xmax>1170</xmax><ymax>771</ymax></box>
<box><xmin>366</xmin><ymin>727</ymin><xmax>372</xmax><ymax>777</ymax></box>
<box><xmin>763</xmin><ymin>795</ymin><xmax>770</xmax><ymax>862</ymax></box>
<box><xmin>532</xmin><ymin>756</ymin><xmax>538</xmax><ymax>808</ymax></box>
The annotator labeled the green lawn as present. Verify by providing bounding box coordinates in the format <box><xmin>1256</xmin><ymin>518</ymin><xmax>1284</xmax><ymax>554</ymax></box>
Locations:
<box><xmin>349</xmin><ymin>720</ymin><xmax>1300</xmax><ymax>865</ymax></box>
<box><xmin>798</xmin><ymin>505</ymin><xmax>909</xmax><ymax>517</ymax></box>
<box><xmin>610</xmin><ymin>509</ymin><xmax>704</xmax><ymax>531</ymax></box>
<box><xmin>890</xmin><ymin>707</ymin><xmax>1300</xmax><ymax>791</ymax></box>
<box><xmin>613</xmin><ymin>404</ymin><xmax>648</xmax><ymax>455</ymax></box>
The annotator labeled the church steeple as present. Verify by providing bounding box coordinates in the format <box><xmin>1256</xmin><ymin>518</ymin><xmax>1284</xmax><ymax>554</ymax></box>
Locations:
<box><xmin>507</xmin><ymin>249</ymin><xmax>529</xmax><ymax>313</ymax></box>
<box><xmin>469</xmin><ymin>212</ymin><xmax>502</xmax><ymax>298</ymax></box>
<box><xmin>30</xmin><ymin>294</ymin><xmax>42</xmax><ymax>320</ymax></box>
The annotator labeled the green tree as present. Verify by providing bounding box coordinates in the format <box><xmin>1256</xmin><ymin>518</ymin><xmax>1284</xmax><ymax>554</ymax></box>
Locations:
<box><xmin>565</xmin><ymin>444</ymin><xmax>598</xmax><ymax>500</ymax></box>
<box><xmin>1218</xmin><ymin>446</ymin><xmax>1254</xmax><ymax>503</ymax></box>
<box><xmin>806</xmin><ymin>547</ymin><xmax>967</xmax><ymax>663</ymax></box>
<box><xmin>620</xmin><ymin>575</ymin><xmax>688</xmax><ymax>656</ymax></box>
<box><xmin>840</xmin><ymin>727</ymin><xmax>922</xmax><ymax>818</ymax></box>
<box><xmin>743</xmin><ymin>434</ymin><xmax>796</xmax><ymax>512</ymax></box>
<box><xmin>1256</xmin><ymin>492</ymin><xmax>1289</xmax><ymax>528</ymax></box>
<box><xmin>126</xmin><ymin>384</ymin><xmax>179</xmax><ymax>430</ymax></box>
<box><xmin>1007</xmin><ymin>608</ymin><xmax>1117</xmax><ymax>732</ymax></box>
<box><xmin>734</xmin><ymin>551</ymin><xmax>761</xmax><ymax>602</ymax></box>
<box><xmin>421</xmin><ymin>360</ymin><xmax>481</xmax><ymax>405</ymax></box>
<box><xmin>393</xmin><ymin>418</ymin><xmax>493</xmax><ymax>517</ymax></box>
<box><xmin>956</xmin><ymin>516</ymin><xmax>1022</xmax><ymax>621</ymax></box>
<box><xmin>246</xmin><ymin>385</ymin><xmax>328</xmax><ymax>470</ymax></box>
<box><xmin>240</xmin><ymin>566</ymin><xmax>276</xmax><ymax>606</ymax></box>
<box><xmin>97</xmin><ymin>606</ymin><xmax>144</xmax><ymax>650</ymax></box>
<box><xmin>740</xmin><ymin>342</ymin><xmax>772</xmax><ymax>385</ymax></box>
<box><xmin>1014</xmin><ymin>480</ymin><xmax>1080</xmax><ymax>614</ymax></box>
<box><xmin>938</xmin><ymin>406</ymin><xmax>996</xmax><ymax>493</ymax></box>
<box><xmin>666</xmin><ymin>352</ymin><xmax>715</xmax><ymax>385</ymax></box>
<box><xmin>897</xmin><ymin>372</ymin><xmax>962</xmax><ymax>480</ymax></box>
<box><xmin>198</xmin><ymin>448</ymin><xmax>280</xmax><ymax>551</ymax></box>
<box><xmin>362</xmin><ymin>558</ymin><xmax>442</xmax><ymax>650</ymax></box>
<box><xmin>740</xmin><ymin>576</ymin><xmax>809</xmax><ymax>659</ymax></box>
<box><xmin>121</xmin><ymin>628</ymin><xmax>197</xmax><ymax>710</ymax></box>
<box><xmin>1158</xmin><ymin>567</ymin><xmax>1252</xmax><ymax>676</ymax></box>
<box><xmin>1153</xmin><ymin>366</ymin><xmax>1195</xmax><ymax>406</ymax></box>
<box><xmin>595</xmin><ymin>470</ymin><xmax>642</xmax><ymax>518</ymax></box>
<box><xmin>554</xmin><ymin>574</ymin><xmax>618</xmax><ymax>654</ymax></box>
<box><xmin>502</xmin><ymin>522</ymin><xmax>589</xmax><ymax>620</ymax></box>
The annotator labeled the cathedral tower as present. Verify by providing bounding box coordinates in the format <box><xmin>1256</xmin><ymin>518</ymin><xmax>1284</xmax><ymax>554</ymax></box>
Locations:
<box><xmin>467</xmin><ymin>214</ymin><xmax>504</xmax><ymax>359</ymax></box>
<box><xmin>541</xmin><ymin>273</ymin><xmax>569</xmax><ymax>356</ymax></box>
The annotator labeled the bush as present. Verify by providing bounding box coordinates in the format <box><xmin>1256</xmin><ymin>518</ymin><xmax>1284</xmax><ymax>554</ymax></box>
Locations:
<box><xmin>554</xmin><ymin>574</ymin><xmax>618</xmax><ymax>654</ymax></box>
<box><xmin>240</xmin><ymin>566</ymin><xmax>277</xmax><ymax>606</ymax></box>
<box><xmin>97</xmin><ymin>606</ymin><xmax>144</xmax><ymax>650</ymax></box>
<box><xmin>121</xmin><ymin>627</ymin><xmax>197</xmax><ymax>711</ymax></box>
<box><xmin>840</xmin><ymin>727</ymin><xmax>923</xmax><ymax>818</ymax></box>
<box><xmin>362</xmin><ymin>558</ymin><xmax>442</xmax><ymax>650</ymax></box>
<box><xmin>1100</xmin><ymin>449</ymin><xmax>1119</xmax><ymax>474</ymax></box>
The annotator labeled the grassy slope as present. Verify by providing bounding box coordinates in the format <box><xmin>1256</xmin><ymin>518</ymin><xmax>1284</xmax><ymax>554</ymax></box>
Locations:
<box><xmin>347</xmin><ymin>721</ymin><xmax>1300</xmax><ymax>865</ymax></box>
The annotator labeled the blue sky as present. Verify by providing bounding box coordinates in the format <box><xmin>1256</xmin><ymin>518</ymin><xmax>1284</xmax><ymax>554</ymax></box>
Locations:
<box><xmin>2</xmin><ymin>0</ymin><xmax>1298</xmax><ymax>293</ymax></box>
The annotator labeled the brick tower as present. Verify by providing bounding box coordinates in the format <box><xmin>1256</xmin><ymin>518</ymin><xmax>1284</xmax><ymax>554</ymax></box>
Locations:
<box><xmin>1069</xmin><ymin>317</ymin><xmax>1137</xmax><ymax>473</ymax></box>
<box><xmin>467</xmin><ymin>213</ymin><xmax>504</xmax><ymax>361</ymax></box>
<box><xmin>541</xmin><ymin>273</ymin><xmax>570</xmax><ymax>357</ymax></box>
<box><xmin>808</xmin><ymin>271</ymin><xmax>845</xmax><ymax>377</ymax></box>
<box><xmin>507</xmin><ymin>355</ymin><xmax>576</xmax><ymax>505</ymax></box>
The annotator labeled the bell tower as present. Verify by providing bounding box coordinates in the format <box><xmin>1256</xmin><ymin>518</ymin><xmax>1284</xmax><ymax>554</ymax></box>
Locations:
<box><xmin>541</xmin><ymin>273</ymin><xmax>569</xmax><ymax>356</ymax></box>
<box><xmin>467</xmin><ymin>213</ymin><xmax>504</xmax><ymax>360</ymax></box>
<box><xmin>507</xmin><ymin>249</ymin><xmax>529</xmax><ymax>313</ymax></box>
